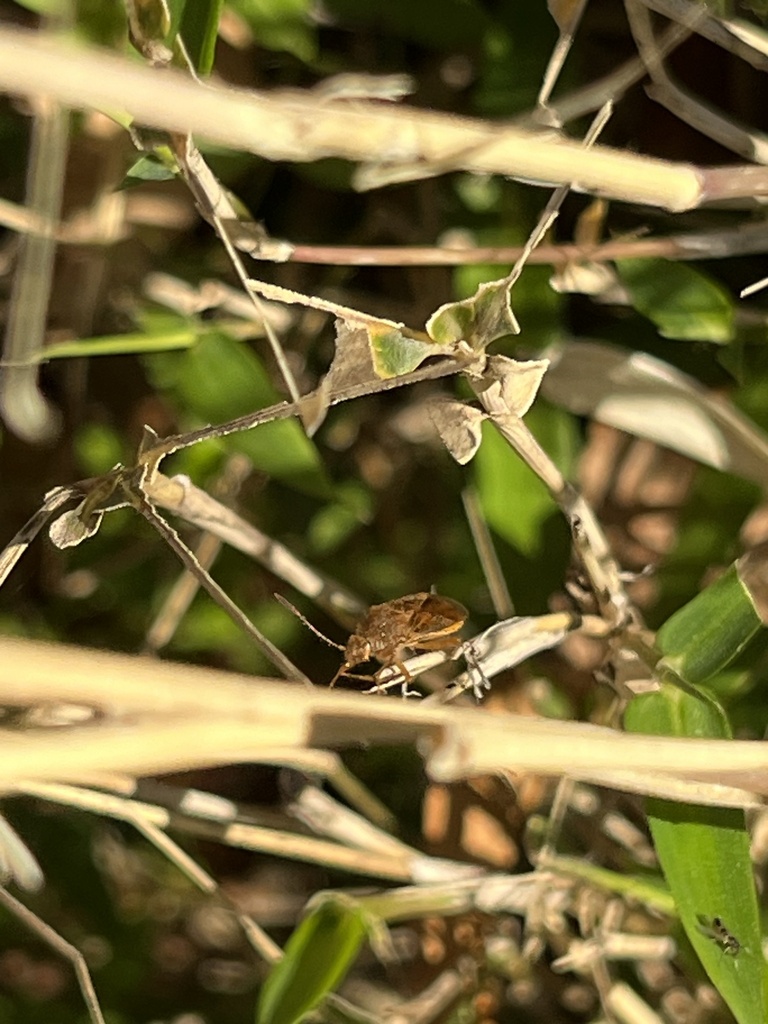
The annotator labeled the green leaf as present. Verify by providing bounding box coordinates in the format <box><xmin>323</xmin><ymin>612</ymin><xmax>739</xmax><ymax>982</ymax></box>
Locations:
<box><xmin>307</xmin><ymin>481</ymin><xmax>371</xmax><ymax>554</ymax></box>
<box><xmin>45</xmin><ymin>310</ymin><xmax>276</xmax><ymax>361</ymax></box>
<box><xmin>169</xmin><ymin>596</ymin><xmax>295</xmax><ymax>674</ymax></box>
<box><xmin>658</xmin><ymin>562</ymin><xmax>763</xmax><ymax>684</ymax></box>
<box><xmin>616</xmin><ymin>258</ymin><xmax>735</xmax><ymax>343</ymax></box>
<box><xmin>230</xmin><ymin>0</ymin><xmax>317</xmax><ymax>61</ymax></box>
<box><xmin>122</xmin><ymin>153</ymin><xmax>178</xmax><ymax>185</ymax></box>
<box><xmin>74</xmin><ymin>423</ymin><xmax>125</xmax><ymax>477</ymax></box>
<box><xmin>174</xmin><ymin>0</ymin><xmax>224</xmax><ymax>74</ymax></box>
<box><xmin>626</xmin><ymin>557</ymin><xmax>768</xmax><ymax>1021</ymax></box>
<box><xmin>45</xmin><ymin>314</ymin><xmax>240</xmax><ymax>359</ymax></box>
<box><xmin>15</xmin><ymin>0</ymin><xmax>125</xmax><ymax>43</ymax></box>
<box><xmin>257</xmin><ymin>895</ymin><xmax>369</xmax><ymax>1024</ymax></box>
<box><xmin>11</xmin><ymin>0</ymin><xmax>65</xmax><ymax>13</ymax></box>
<box><xmin>144</xmin><ymin>330</ymin><xmax>330</xmax><ymax>496</ymax></box>
<box><xmin>474</xmin><ymin>421</ymin><xmax>552</xmax><ymax>557</ymax></box>
<box><xmin>624</xmin><ymin>682</ymin><xmax>767</xmax><ymax>1024</ymax></box>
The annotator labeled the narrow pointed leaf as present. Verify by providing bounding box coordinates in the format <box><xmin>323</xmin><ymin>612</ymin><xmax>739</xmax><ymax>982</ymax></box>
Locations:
<box><xmin>625</xmin><ymin>551</ymin><xmax>768</xmax><ymax>1024</ymax></box>
<box><xmin>174</xmin><ymin>0</ymin><xmax>223</xmax><ymax>74</ymax></box>
<box><xmin>257</xmin><ymin>895</ymin><xmax>369</xmax><ymax>1024</ymax></box>
<box><xmin>625</xmin><ymin>682</ymin><xmax>767</xmax><ymax>1024</ymax></box>
<box><xmin>658</xmin><ymin>549</ymin><xmax>768</xmax><ymax>684</ymax></box>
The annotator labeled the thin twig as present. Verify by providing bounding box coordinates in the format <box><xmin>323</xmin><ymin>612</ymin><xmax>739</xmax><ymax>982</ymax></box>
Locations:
<box><xmin>0</xmin><ymin>487</ymin><xmax>78</xmax><ymax>589</ymax></box>
<box><xmin>0</xmin><ymin>886</ymin><xmax>106</xmax><ymax>1024</ymax></box>
<box><xmin>537</xmin><ymin>0</ymin><xmax>589</xmax><ymax>112</ymax></box>
<box><xmin>145</xmin><ymin>355</ymin><xmax>464</xmax><ymax>458</ymax></box>
<box><xmin>460</xmin><ymin>486</ymin><xmax>513</xmax><ymax>619</ymax></box>
<box><xmin>285</xmin><ymin>220</ymin><xmax>768</xmax><ymax>266</ymax></box>
<box><xmin>541</xmin><ymin>20</ymin><xmax>694</xmax><ymax>125</ymax></box>
<box><xmin>471</xmin><ymin>363</ymin><xmax>632</xmax><ymax>624</ymax></box>
<box><xmin>125</xmin><ymin>481</ymin><xmax>313</xmax><ymax>684</ymax></box>
<box><xmin>130</xmin><ymin>817</ymin><xmax>283</xmax><ymax>963</ymax></box>
<box><xmin>143</xmin><ymin>455</ymin><xmax>252</xmax><ymax>653</ymax></box>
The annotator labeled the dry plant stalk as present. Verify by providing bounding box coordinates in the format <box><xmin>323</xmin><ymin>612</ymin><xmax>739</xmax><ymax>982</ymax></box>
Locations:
<box><xmin>1</xmin><ymin>25</ymin><xmax>767</xmax><ymax>212</ymax></box>
<box><xmin>0</xmin><ymin>635</ymin><xmax>766</xmax><ymax>804</ymax></box>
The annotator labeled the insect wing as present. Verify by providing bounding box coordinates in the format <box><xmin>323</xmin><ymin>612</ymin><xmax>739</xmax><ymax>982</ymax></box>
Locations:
<box><xmin>355</xmin><ymin>594</ymin><xmax>432</xmax><ymax>653</ymax></box>
<box><xmin>409</xmin><ymin>593</ymin><xmax>467</xmax><ymax>645</ymax></box>
<box><xmin>696</xmin><ymin>915</ymin><xmax>741</xmax><ymax>956</ymax></box>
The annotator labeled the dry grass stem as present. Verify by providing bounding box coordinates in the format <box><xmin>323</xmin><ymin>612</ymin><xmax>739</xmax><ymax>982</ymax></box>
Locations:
<box><xmin>0</xmin><ymin>26</ymin><xmax>752</xmax><ymax>212</ymax></box>
<box><xmin>2</xmin><ymin>637</ymin><xmax>768</xmax><ymax>801</ymax></box>
<box><xmin>0</xmin><ymin>96</ymin><xmax>66</xmax><ymax>441</ymax></box>
<box><xmin>0</xmin><ymin>886</ymin><xmax>106</xmax><ymax>1024</ymax></box>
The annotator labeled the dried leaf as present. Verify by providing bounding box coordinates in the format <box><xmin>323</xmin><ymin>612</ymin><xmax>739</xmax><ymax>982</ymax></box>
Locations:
<box><xmin>324</xmin><ymin>320</ymin><xmax>379</xmax><ymax>393</ymax></box>
<box><xmin>0</xmin><ymin>813</ymin><xmax>43</xmax><ymax>892</ymax></box>
<box><xmin>574</xmin><ymin>198</ymin><xmax>608</xmax><ymax>247</ymax></box>
<box><xmin>0</xmin><ymin>486</ymin><xmax>76</xmax><ymax>589</ymax></box>
<box><xmin>224</xmin><ymin>220</ymin><xmax>294</xmax><ymax>262</ymax></box>
<box><xmin>541</xmin><ymin>341</ymin><xmax>768</xmax><ymax>482</ymax></box>
<box><xmin>327</xmin><ymin>318</ymin><xmax>460</xmax><ymax>387</ymax></box>
<box><xmin>49</xmin><ymin>507</ymin><xmax>105</xmax><ymax>549</ymax></box>
<box><xmin>299</xmin><ymin>321</ymin><xmax>381</xmax><ymax>437</ymax></box>
<box><xmin>429</xmin><ymin>399</ymin><xmax>485</xmax><ymax>465</ymax></box>
<box><xmin>427</xmin><ymin>278</ymin><xmax>520</xmax><ymax>350</ymax></box>
<box><xmin>722</xmin><ymin>19</ymin><xmax>768</xmax><ymax>59</ymax></box>
<box><xmin>312</xmin><ymin>72</ymin><xmax>414</xmax><ymax>102</ymax></box>
<box><xmin>247</xmin><ymin>279</ymin><xmax>404</xmax><ymax>331</ymax></box>
<box><xmin>303</xmin><ymin>318</ymin><xmax>468</xmax><ymax>436</ymax></box>
<box><xmin>547</xmin><ymin>0</ymin><xmax>584</xmax><ymax>34</ymax></box>
<box><xmin>354</xmin><ymin>160</ymin><xmax>443</xmax><ymax>191</ymax></box>
<box><xmin>460</xmin><ymin>613</ymin><xmax>580</xmax><ymax>689</ymax></box>
<box><xmin>298</xmin><ymin>381</ymin><xmax>332</xmax><ymax>439</ymax></box>
<box><xmin>482</xmin><ymin>355</ymin><xmax>551</xmax><ymax>417</ymax></box>
<box><xmin>550</xmin><ymin>261</ymin><xmax>622</xmax><ymax>298</ymax></box>
<box><xmin>550</xmin><ymin>198</ymin><xmax>621</xmax><ymax>297</ymax></box>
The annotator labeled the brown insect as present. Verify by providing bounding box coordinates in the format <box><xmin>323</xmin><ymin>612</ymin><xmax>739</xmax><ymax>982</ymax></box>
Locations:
<box><xmin>277</xmin><ymin>592</ymin><xmax>468</xmax><ymax>692</ymax></box>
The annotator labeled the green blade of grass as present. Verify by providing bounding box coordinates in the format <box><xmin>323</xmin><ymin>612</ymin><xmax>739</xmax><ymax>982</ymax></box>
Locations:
<box><xmin>625</xmin><ymin>551</ymin><xmax>768</xmax><ymax>1023</ymax></box>
<box><xmin>174</xmin><ymin>0</ymin><xmax>223</xmax><ymax>74</ymax></box>
<box><xmin>657</xmin><ymin>555</ymin><xmax>767</xmax><ymax>684</ymax></box>
<box><xmin>256</xmin><ymin>895</ymin><xmax>369</xmax><ymax>1024</ymax></box>
<box><xmin>624</xmin><ymin>680</ymin><xmax>767</xmax><ymax>1024</ymax></box>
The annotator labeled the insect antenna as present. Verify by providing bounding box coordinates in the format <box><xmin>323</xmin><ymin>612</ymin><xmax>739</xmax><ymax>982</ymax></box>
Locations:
<box><xmin>275</xmin><ymin>594</ymin><xmax>345</xmax><ymax>652</ymax></box>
